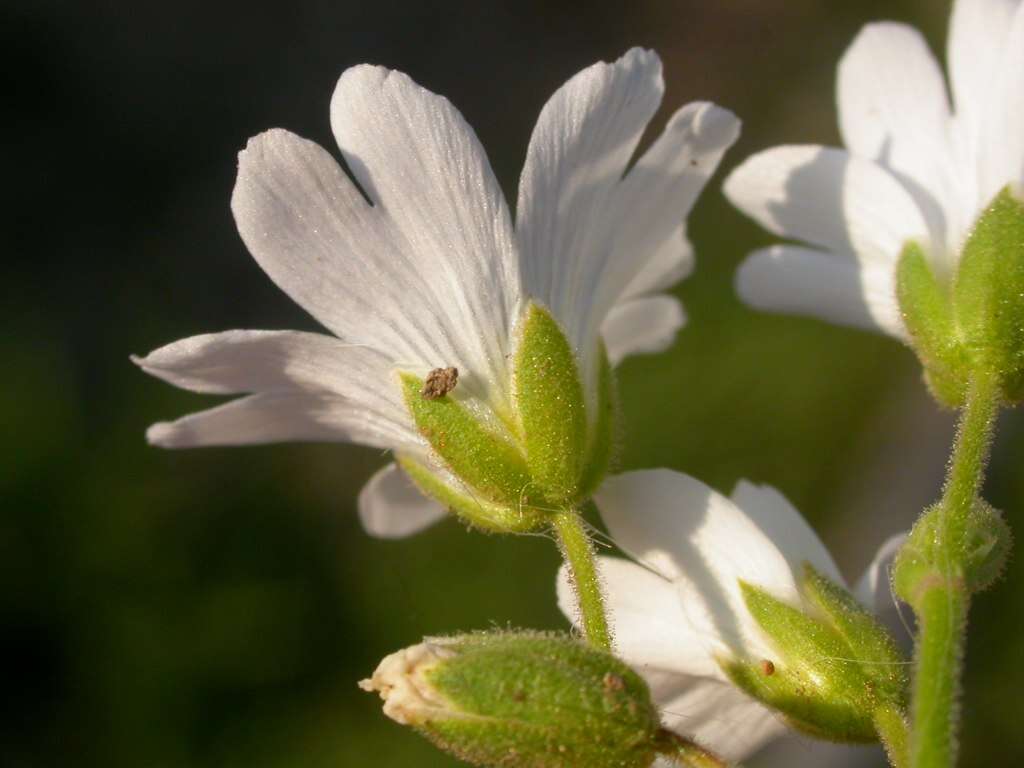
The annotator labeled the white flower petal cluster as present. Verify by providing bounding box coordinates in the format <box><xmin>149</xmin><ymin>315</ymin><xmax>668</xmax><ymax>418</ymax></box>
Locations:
<box><xmin>557</xmin><ymin>468</ymin><xmax>904</xmax><ymax>762</ymax></box>
<box><xmin>725</xmin><ymin>0</ymin><xmax>1024</xmax><ymax>337</ymax></box>
<box><xmin>134</xmin><ymin>49</ymin><xmax>739</xmax><ymax>538</ymax></box>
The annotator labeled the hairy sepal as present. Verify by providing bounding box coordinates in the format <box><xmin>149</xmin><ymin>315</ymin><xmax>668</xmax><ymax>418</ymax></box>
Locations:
<box><xmin>727</xmin><ymin>579</ymin><xmax>907</xmax><ymax>743</ymax></box>
<box><xmin>513</xmin><ymin>305</ymin><xmax>589</xmax><ymax>502</ymax></box>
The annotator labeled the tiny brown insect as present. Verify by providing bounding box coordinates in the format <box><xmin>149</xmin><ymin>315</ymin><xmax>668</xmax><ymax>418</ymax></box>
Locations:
<box><xmin>760</xmin><ymin>659</ymin><xmax>776</xmax><ymax>676</ymax></box>
<box><xmin>421</xmin><ymin>367</ymin><xmax>459</xmax><ymax>399</ymax></box>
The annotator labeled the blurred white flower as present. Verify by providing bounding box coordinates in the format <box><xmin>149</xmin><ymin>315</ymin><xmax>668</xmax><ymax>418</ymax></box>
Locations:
<box><xmin>134</xmin><ymin>49</ymin><xmax>739</xmax><ymax>538</ymax></box>
<box><xmin>725</xmin><ymin>0</ymin><xmax>1024</xmax><ymax>337</ymax></box>
<box><xmin>557</xmin><ymin>468</ymin><xmax>904</xmax><ymax>763</ymax></box>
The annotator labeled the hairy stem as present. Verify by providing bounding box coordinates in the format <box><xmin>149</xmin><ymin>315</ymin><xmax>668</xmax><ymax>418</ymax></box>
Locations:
<box><xmin>551</xmin><ymin>509</ymin><xmax>610</xmax><ymax>650</ymax></box>
<box><xmin>909</xmin><ymin>371</ymin><xmax>999</xmax><ymax>768</ymax></box>
<box><xmin>655</xmin><ymin>729</ymin><xmax>734</xmax><ymax>768</ymax></box>
<box><xmin>875</xmin><ymin>705</ymin><xmax>911</xmax><ymax>768</ymax></box>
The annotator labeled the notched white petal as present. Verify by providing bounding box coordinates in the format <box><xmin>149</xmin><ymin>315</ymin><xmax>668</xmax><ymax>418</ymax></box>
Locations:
<box><xmin>515</xmin><ymin>47</ymin><xmax>664</xmax><ymax>383</ymax></box>
<box><xmin>329</xmin><ymin>64</ymin><xmax>522</xmax><ymax>410</ymax></box>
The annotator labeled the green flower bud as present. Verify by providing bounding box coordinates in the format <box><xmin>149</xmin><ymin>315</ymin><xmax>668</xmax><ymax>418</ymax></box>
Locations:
<box><xmin>360</xmin><ymin>631</ymin><xmax>661</xmax><ymax>768</ymax></box>
<box><xmin>723</xmin><ymin>573</ymin><xmax>907</xmax><ymax>744</ymax></box>
<box><xmin>897</xmin><ymin>186</ymin><xmax>1024</xmax><ymax>405</ymax></box>
<box><xmin>893</xmin><ymin>499</ymin><xmax>1011</xmax><ymax>605</ymax></box>
<box><xmin>400</xmin><ymin>302</ymin><xmax>616</xmax><ymax>533</ymax></box>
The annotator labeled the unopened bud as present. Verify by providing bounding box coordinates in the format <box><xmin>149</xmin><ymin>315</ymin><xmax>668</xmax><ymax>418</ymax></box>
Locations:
<box><xmin>360</xmin><ymin>631</ymin><xmax>660</xmax><ymax>768</ymax></box>
<box><xmin>894</xmin><ymin>499</ymin><xmax>1011</xmax><ymax>606</ymax></box>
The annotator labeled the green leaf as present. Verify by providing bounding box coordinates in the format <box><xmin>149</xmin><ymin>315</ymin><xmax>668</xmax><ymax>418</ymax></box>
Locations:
<box><xmin>401</xmin><ymin>373</ymin><xmax>534</xmax><ymax>508</ymax></box>
<box><xmin>953</xmin><ymin>186</ymin><xmax>1024</xmax><ymax>402</ymax></box>
<box><xmin>896</xmin><ymin>241</ymin><xmax>968</xmax><ymax>406</ymax></box>
<box><xmin>513</xmin><ymin>304</ymin><xmax>588</xmax><ymax>502</ymax></box>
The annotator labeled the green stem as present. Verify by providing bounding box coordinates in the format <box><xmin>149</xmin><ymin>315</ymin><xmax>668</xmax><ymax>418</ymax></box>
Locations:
<box><xmin>551</xmin><ymin>509</ymin><xmax>610</xmax><ymax>651</ymax></box>
<box><xmin>941</xmin><ymin>372</ymin><xmax>999</xmax><ymax>529</ymax></box>
<box><xmin>909</xmin><ymin>371</ymin><xmax>999</xmax><ymax>768</ymax></box>
<box><xmin>655</xmin><ymin>729</ymin><xmax>734</xmax><ymax>768</ymax></box>
<box><xmin>875</xmin><ymin>705</ymin><xmax>911</xmax><ymax>768</ymax></box>
<box><xmin>910</xmin><ymin>586</ymin><xmax>968</xmax><ymax>768</ymax></box>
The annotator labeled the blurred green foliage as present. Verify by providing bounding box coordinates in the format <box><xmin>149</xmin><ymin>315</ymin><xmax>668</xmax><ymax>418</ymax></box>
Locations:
<box><xmin>2</xmin><ymin>0</ymin><xmax>1021</xmax><ymax>766</ymax></box>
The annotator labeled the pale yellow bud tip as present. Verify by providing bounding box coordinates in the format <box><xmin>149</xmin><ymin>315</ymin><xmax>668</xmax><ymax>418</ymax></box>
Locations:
<box><xmin>358</xmin><ymin>642</ymin><xmax>454</xmax><ymax>725</ymax></box>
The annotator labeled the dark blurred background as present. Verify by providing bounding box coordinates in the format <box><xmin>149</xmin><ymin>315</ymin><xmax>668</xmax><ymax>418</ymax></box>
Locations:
<box><xmin>3</xmin><ymin>0</ymin><xmax>1021</xmax><ymax>765</ymax></box>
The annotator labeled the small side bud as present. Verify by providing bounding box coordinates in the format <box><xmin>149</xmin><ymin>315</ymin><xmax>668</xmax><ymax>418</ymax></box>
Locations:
<box><xmin>361</xmin><ymin>631</ymin><xmax>661</xmax><ymax>768</ymax></box>
<box><xmin>724</xmin><ymin>577</ymin><xmax>907</xmax><ymax>743</ymax></box>
<box><xmin>893</xmin><ymin>499</ymin><xmax>1011</xmax><ymax>606</ymax></box>
<box><xmin>953</xmin><ymin>186</ymin><xmax>1024</xmax><ymax>403</ymax></box>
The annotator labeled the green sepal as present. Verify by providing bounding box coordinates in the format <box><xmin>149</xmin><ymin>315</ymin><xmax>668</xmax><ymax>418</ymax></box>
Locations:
<box><xmin>370</xmin><ymin>631</ymin><xmax>661</xmax><ymax>768</ymax></box>
<box><xmin>578</xmin><ymin>345</ymin><xmax>618</xmax><ymax>499</ymax></box>
<box><xmin>401</xmin><ymin>373</ymin><xmax>534</xmax><ymax>507</ymax></box>
<box><xmin>730</xmin><ymin>581</ymin><xmax>879</xmax><ymax>742</ymax></box>
<box><xmin>952</xmin><ymin>186</ymin><xmax>1024</xmax><ymax>402</ymax></box>
<box><xmin>896</xmin><ymin>241</ymin><xmax>968</xmax><ymax>406</ymax></box>
<box><xmin>800</xmin><ymin>565</ymin><xmax>907</xmax><ymax>709</ymax></box>
<box><xmin>893</xmin><ymin>499</ymin><xmax>1011</xmax><ymax>606</ymax></box>
<box><xmin>397</xmin><ymin>455</ymin><xmax>547</xmax><ymax>534</ymax></box>
<box><xmin>513</xmin><ymin>304</ymin><xmax>588</xmax><ymax>502</ymax></box>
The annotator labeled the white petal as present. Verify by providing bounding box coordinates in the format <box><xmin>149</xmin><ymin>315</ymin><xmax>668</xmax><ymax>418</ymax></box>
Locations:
<box><xmin>730</xmin><ymin>480</ymin><xmax>844</xmax><ymax>587</ymax></box>
<box><xmin>610</xmin><ymin>103</ymin><xmax>739</xmax><ymax>302</ymax></box>
<box><xmin>329</xmin><ymin>65</ymin><xmax>522</xmax><ymax>409</ymax></box>
<box><xmin>594</xmin><ymin>469</ymin><xmax>801</xmax><ymax>659</ymax></box>
<box><xmin>949</xmin><ymin>0</ymin><xmax>1019</xmax><ymax>151</ymax></box>
<box><xmin>146</xmin><ymin>391</ymin><xmax>421</xmax><ymax>451</ymax></box>
<box><xmin>357</xmin><ymin>462</ymin><xmax>447</xmax><ymax>539</ymax></box>
<box><xmin>838</xmin><ymin>22</ymin><xmax>955</xmax><ymax>244</ymax></box>
<box><xmin>735</xmin><ymin>245</ymin><xmax>905</xmax><ymax>338</ymax></box>
<box><xmin>723</xmin><ymin>145</ymin><xmax>931</xmax><ymax>268</ymax></box>
<box><xmin>516</xmin><ymin>48</ymin><xmax>664</xmax><ymax>377</ymax></box>
<box><xmin>619</xmin><ymin>224</ymin><xmax>694</xmax><ymax>302</ymax></box>
<box><xmin>132</xmin><ymin>329</ymin><xmax>406</xmax><ymax>407</ymax></box>
<box><xmin>557</xmin><ymin>557</ymin><xmax>715</xmax><ymax>677</ymax></box>
<box><xmin>232</xmin><ymin>128</ymin><xmax>516</xmax><ymax>418</ymax></box>
<box><xmin>854</xmin><ymin>533</ymin><xmax>908</xmax><ymax>613</ymax></box>
<box><xmin>655</xmin><ymin>674</ymin><xmax>785</xmax><ymax>762</ymax></box>
<box><xmin>601</xmin><ymin>295</ymin><xmax>686</xmax><ymax>366</ymax></box>
<box><xmin>981</xmin><ymin>2</ymin><xmax>1024</xmax><ymax>200</ymax></box>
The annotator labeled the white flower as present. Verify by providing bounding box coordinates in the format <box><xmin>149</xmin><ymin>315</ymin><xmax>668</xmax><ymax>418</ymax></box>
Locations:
<box><xmin>133</xmin><ymin>50</ymin><xmax>740</xmax><ymax>538</ymax></box>
<box><xmin>557</xmin><ymin>469</ymin><xmax>905</xmax><ymax>762</ymax></box>
<box><xmin>725</xmin><ymin>0</ymin><xmax>1024</xmax><ymax>337</ymax></box>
